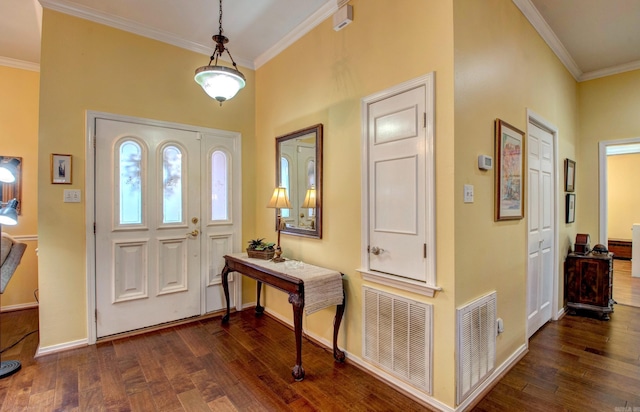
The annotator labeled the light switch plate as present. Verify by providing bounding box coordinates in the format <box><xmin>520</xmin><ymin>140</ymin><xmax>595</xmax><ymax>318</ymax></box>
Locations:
<box><xmin>464</xmin><ymin>184</ymin><xmax>474</xmax><ymax>203</ymax></box>
<box><xmin>64</xmin><ymin>189</ymin><xmax>81</xmax><ymax>203</ymax></box>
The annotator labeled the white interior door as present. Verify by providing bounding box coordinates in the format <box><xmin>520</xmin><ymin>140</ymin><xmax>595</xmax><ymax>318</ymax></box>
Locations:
<box><xmin>367</xmin><ymin>85</ymin><xmax>427</xmax><ymax>281</ymax></box>
<box><xmin>527</xmin><ymin>122</ymin><xmax>555</xmax><ymax>338</ymax></box>
<box><xmin>94</xmin><ymin>119</ymin><xmax>239</xmax><ymax>337</ymax></box>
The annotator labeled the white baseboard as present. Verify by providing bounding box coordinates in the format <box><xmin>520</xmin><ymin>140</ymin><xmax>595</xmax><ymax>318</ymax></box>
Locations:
<box><xmin>36</xmin><ymin>338</ymin><xmax>88</xmax><ymax>357</ymax></box>
<box><xmin>1</xmin><ymin>302</ymin><xmax>38</xmax><ymax>312</ymax></box>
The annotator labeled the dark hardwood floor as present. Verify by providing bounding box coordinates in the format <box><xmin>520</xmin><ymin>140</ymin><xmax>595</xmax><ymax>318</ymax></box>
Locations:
<box><xmin>613</xmin><ymin>259</ymin><xmax>640</xmax><ymax>307</ymax></box>
<box><xmin>1</xmin><ymin>302</ymin><xmax>639</xmax><ymax>411</ymax></box>
<box><xmin>0</xmin><ymin>308</ymin><xmax>435</xmax><ymax>411</ymax></box>
<box><xmin>475</xmin><ymin>303</ymin><xmax>640</xmax><ymax>411</ymax></box>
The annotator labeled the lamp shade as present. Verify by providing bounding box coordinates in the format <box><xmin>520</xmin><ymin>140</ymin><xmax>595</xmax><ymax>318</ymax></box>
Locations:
<box><xmin>0</xmin><ymin>199</ymin><xmax>19</xmax><ymax>226</ymax></box>
<box><xmin>195</xmin><ymin>65</ymin><xmax>246</xmax><ymax>103</ymax></box>
<box><xmin>301</xmin><ymin>186</ymin><xmax>317</xmax><ymax>208</ymax></box>
<box><xmin>267</xmin><ymin>187</ymin><xmax>292</xmax><ymax>209</ymax></box>
<box><xmin>0</xmin><ymin>158</ymin><xmax>19</xmax><ymax>183</ymax></box>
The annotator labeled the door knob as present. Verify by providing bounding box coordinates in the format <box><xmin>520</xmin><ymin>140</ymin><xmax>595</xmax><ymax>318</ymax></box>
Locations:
<box><xmin>187</xmin><ymin>229</ymin><xmax>199</xmax><ymax>237</ymax></box>
<box><xmin>370</xmin><ymin>246</ymin><xmax>384</xmax><ymax>255</ymax></box>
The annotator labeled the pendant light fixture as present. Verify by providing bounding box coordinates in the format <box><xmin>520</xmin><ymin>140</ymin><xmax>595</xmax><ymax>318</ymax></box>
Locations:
<box><xmin>194</xmin><ymin>0</ymin><xmax>246</xmax><ymax>105</ymax></box>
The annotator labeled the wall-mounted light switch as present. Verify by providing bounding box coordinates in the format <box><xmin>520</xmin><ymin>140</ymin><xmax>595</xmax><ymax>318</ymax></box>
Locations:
<box><xmin>64</xmin><ymin>189</ymin><xmax>81</xmax><ymax>203</ymax></box>
<box><xmin>464</xmin><ymin>184</ymin><xmax>474</xmax><ymax>203</ymax></box>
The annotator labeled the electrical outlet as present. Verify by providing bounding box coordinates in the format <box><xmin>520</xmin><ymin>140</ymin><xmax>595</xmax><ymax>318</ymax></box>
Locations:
<box><xmin>63</xmin><ymin>189</ymin><xmax>81</xmax><ymax>203</ymax></box>
<box><xmin>464</xmin><ymin>184</ymin><xmax>474</xmax><ymax>203</ymax></box>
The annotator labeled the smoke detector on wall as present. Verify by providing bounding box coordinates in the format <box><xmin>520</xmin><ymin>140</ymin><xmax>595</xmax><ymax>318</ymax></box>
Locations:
<box><xmin>333</xmin><ymin>3</ymin><xmax>353</xmax><ymax>31</ymax></box>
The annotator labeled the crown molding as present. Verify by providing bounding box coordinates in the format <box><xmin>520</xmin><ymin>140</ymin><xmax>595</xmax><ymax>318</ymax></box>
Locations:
<box><xmin>254</xmin><ymin>1</ymin><xmax>337</xmax><ymax>69</ymax></box>
<box><xmin>39</xmin><ymin>0</ymin><xmax>338</xmax><ymax>71</ymax></box>
<box><xmin>512</xmin><ymin>0</ymin><xmax>582</xmax><ymax>81</ymax></box>
<box><xmin>39</xmin><ymin>0</ymin><xmax>253</xmax><ymax>69</ymax></box>
<box><xmin>0</xmin><ymin>57</ymin><xmax>40</xmax><ymax>72</ymax></box>
<box><xmin>580</xmin><ymin>59</ymin><xmax>640</xmax><ymax>82</ymax></box>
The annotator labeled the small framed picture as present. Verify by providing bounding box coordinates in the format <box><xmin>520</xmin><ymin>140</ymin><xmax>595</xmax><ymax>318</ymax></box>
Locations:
<box><xmin>564</xmin><ymin>159</ymin><xmax>576</xmax><ymax>192</ymax></box>
<box><xmin>566</xmin><ymin>193</ymin><xmax>575</xmax><ymax>223</ymax></box>
<box><xmin>51</xmin><ymin>154</ymin><xmax>72</xmax><ymax>184</ymax></box>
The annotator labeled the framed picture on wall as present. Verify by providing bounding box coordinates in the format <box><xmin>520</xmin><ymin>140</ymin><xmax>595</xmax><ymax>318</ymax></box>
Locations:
<box><xmin>495</xmin><ymin>119</ymin><xmax>525</xmax><ymax>221</ymax></box>
<box><xmin>564</xmin><ymin>159</ymin><xmax>576</xmax><ymax>192</ymax></box>
<box><xmin>566</xmin><ymin>193</ymin><xmax>576</xmax><ymax>223</ymax></box>
<box><xmin>51</xmin><ymin>154</ymin><xmax>72</xmax><ymax>184</ymax></box>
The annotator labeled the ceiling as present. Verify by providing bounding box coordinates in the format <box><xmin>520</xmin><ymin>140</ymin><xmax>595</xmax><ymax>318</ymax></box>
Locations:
<box><xmin>1</xmin><ymin>0</ymin><xmax>639</xmax><ymax>81</ymax></box>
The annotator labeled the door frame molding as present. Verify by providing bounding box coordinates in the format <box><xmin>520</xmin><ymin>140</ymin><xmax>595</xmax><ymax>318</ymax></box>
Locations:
<box><xmin>598</xmin><ymin>137</ymin><xmax>640</xmax><ymax>245</ymax></box>
<box><xmin>358</xmin><ymin>72</ymin><xmax>439</xmax><ymax>297</ymax></box>
<box><xmin>85</xmin><ymin>111</ymin><xmax>242</xmax><ymax>344</ymax></box>
<box><xmin>526</xmin><ymin>109</ymin><xmax>560</xmax><ymax>340</ymax></box>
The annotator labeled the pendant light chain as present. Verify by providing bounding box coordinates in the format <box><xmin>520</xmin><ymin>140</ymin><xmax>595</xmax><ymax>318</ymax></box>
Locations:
<box><xmin>219</xmin><ymin>0</ymin><xmax>224</xmax><ymax>35</ymax></box>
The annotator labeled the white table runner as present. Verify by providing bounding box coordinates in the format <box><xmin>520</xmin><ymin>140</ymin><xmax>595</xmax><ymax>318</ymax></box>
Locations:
<box><xmin>230</xmin><ymin>253</ymin><xmax>343</xmax><ymax>314</ymax></box>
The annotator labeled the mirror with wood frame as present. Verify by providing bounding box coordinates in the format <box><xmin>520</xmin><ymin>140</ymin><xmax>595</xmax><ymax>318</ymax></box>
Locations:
<box><xmin>275</xmin><ymin>124</ymin><xmax>322</xmax><ymax>238</ymax></box>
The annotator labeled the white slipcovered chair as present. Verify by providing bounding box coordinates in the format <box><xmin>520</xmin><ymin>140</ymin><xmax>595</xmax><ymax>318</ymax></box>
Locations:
<box><xmin>0</xmin><ymin>232</ymin><xmax>26</xmax><ymax>378</ymax></box>
<box><xmin>1</xmin><ymin>233</ymin><xmax>26</xmax><ymax>294</ymax></box>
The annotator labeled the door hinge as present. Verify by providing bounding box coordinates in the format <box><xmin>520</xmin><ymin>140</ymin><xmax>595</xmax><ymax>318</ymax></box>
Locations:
<box><xmin>95</xmin><ymin>309</ymin><xmax>98</xmax><ymax>322</ymax></box>
<box><xmin>367</xmin><ymin>245</ymin><xmax>370</xmax><ymax>253</ymax></box>
<box><xmin>93</xmin><ymin>222</ymin><xmax>96</xmax><ymax>234</ymax></box>
<box><xmin>424</xmin><ymin>243</ymin><xmax>427</xmax><ymax>258</ymax></box>
<box><xmin>423</xmin><ymin>112</ymin><xmax>427</xmax><ymax>128</ymax></box>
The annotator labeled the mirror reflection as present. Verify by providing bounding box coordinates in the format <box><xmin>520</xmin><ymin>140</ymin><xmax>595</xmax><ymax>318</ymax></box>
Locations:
<box><xmin>276</xmin><ymin>124</ymin><xmax>322</xmax><ymax>238</ymax></box>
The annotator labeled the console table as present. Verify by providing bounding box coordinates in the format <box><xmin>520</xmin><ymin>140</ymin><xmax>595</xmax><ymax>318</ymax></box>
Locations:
<box><xmin>220</xmin><ymin>253</ymin><xmax>346</xmax><ymax>381</ymax></box>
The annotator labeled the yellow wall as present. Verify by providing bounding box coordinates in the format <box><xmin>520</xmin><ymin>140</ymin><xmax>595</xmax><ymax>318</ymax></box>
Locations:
<box><xmin>578</xmin><ymin>69</ymin><xmax>640</xmax><ymax>242</ymax></box>
<box><xmin>35</xmin><ymin>1</ymin><xmax>630</xmax><ymax>408</ymax></box>
<box><xmin>453</xmin><ymin>0</ymin><xmax>578</xmax><ymax>365</ymax></box>
<box><xmin>255</xmin><ymin>0</ymin><xmax>457</xmax><ymax>406</ymax></box>
<box><xmin>0</xmin><ymin>65</ymin><xmax>39</xmax><ymax>309</ymax></box>
<box><xmin>37</xmin><ymin>10</ymin><xmax>256</xmax><ymax>348</ymax></box>
<box><xmin>607</xmin><ymin>153</ymin><xmax>640</xmax><ymax>239</ymax></box>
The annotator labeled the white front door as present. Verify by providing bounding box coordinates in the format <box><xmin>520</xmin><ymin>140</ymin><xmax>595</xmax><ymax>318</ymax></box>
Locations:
<box><xmin>367</xmin><ymin>85</ymin><xmax>427</xmax><ymax>281</ymax></box>
<box><xmin>95</xmin><ymin>119</ymin><xmax>239</xmax><ymax>338</ymax></box>
<box><xmin>527</xmin><ymin>122</ymin><xmax>555</xmax><ymax>337</ymax></box>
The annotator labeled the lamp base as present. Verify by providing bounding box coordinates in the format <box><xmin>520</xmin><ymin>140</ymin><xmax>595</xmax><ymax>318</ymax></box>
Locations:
<box><xmin>272</xmin><ymin>246</ymin><xmax>285</xmax><ymax>263</ymax></box>
<box><xmin>0</xmin><ymin>360</ymin><xmax>21</xmax><ymax>379</ymax></box>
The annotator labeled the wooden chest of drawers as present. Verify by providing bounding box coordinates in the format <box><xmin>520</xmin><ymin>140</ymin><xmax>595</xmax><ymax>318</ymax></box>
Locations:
<box><xmin>564</xmin><ymin>252</ymin><xmax>614</xmax><ymax>320</ymax></box>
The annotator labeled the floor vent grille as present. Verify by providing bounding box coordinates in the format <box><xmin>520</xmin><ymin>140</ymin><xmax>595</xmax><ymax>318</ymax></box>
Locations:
<box><xmin>457</xmin><ymin>291</ymin><xmax>497</xmax><ymax>404</ymax></box>
<box><xmin>363</xmin><ymin>286</ymin><xmax>432</xmax><ymax>393</ymax></box>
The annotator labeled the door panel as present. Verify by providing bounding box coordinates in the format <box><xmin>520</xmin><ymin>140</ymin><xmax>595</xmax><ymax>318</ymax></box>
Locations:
<box><xmin>527</xmin><ymin>123</ymin><xmax>555</xmax><ymax>337</ymax></box>
<box><xmin>367</xmin><ymin>86</ymin><xmax>426</xmax><ymax>281</ymax></box>
<box><xmin>95</xmin><ymin>120</ymin><xmax>239</xmax><ymax>337</ymax></box>
<box><xmin>96</xmin><ymin>119</ymin><xmax>201</xmax><ymax>337</ymax></box>
<box><xmin>200</xmin><ymin>134</ymin><xmax>239</xmax><ymax>313</ymax></box>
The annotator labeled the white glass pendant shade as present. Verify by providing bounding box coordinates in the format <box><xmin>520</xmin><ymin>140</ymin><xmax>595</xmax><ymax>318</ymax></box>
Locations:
<box><xmin>195</xmin><ymin>65</ymin><xmax>246</xmax><ymax>103</ymax></box>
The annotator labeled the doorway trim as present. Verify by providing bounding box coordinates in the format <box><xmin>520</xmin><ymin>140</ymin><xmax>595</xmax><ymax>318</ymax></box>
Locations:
<box><xmin>598</xmin><ymin>137</ymin><xmax>640</xmax><ymax>245</ymax></box>
<box><xmin>85</xmin><ymin>111</ymin><xmax>243</xmax><ymax>344</ymax></box>
<box><xmin>526</xmin><ymin>109</ymin><xmax>561</xmax><ymax>334</ymax></box>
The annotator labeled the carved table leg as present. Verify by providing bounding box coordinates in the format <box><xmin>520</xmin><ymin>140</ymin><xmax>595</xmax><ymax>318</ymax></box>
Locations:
<box><xmin>255</xmin><ymin>281</ymin><xmax>264</xmax><ymax>316</ymax></box>
<box><xmin>289</xmin><ymin>292</ymin><xmax>305</xmax><ymax>381</ymax></box>
<box><xmin>333</xmin><ymin>289</ymin><xmax>346</xmax><ymax>362</ymax></box>
<box><xmin>221</xmin><ymin>264</ymin><xmax>231</xmax><ymax>324</ymax></box>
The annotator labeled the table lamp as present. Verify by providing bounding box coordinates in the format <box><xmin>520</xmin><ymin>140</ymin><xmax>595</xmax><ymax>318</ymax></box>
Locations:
<box><xmin>301</xmin><ymin>186</ymin><xmax>316</xmax><ymax>229</ymax></box>
<box><xmin>267</xmin><ymin>187</ymin><xmax>291</xmax><ymax>262</ymax></box>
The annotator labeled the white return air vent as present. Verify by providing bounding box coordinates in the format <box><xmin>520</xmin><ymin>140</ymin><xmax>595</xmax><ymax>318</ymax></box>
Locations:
<box><xmin>363</xmin><ymin>286</ymin><xmax>432</xmax><ymax>393</ymax></box>
<box><xmin>457</xmin><ymin>291</ymin><xmax>497</xmax><ymax>404</ymax></box>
